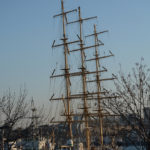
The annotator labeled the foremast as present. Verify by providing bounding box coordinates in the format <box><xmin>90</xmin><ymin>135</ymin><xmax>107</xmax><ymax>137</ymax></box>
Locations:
<box><xmin>51</xmin><ymin>0</ymin><xmax>78</xmax><ymax>142</ymax></box>
<box><xmin>60</xmin><ymin>0</ymin><xmax>72</xmax><ymax>140</ymax></box>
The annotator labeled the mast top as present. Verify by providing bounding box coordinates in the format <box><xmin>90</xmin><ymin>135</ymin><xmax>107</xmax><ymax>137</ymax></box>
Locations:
<box><xmin>53</xmin><ymin>0</ymin><xmax>77</xmax><ymax>18</ymax></box>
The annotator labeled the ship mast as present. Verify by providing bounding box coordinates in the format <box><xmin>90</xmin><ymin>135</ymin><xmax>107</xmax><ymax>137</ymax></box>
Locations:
<box><xmin>51</xmin><ymin>0</ymin><xmax>79</xmax><ymax>143</ymax></box>
<box><xmin>67</xmin><ymin>7</ymin><xmax>99</xmax><ymax>150</ymax></box>
<box><xmin>61</xmin><ymin>0</ymin><xmax>72</xmax><ymax>140</ymax></box>
<box><xmin>94</xmin><ymin>24</ymin><xmax>104</xmax><ymax>147</ymax></box>
<box><xmin>78</xmin><ymin>7</ymin><xmax>90</xmax><ymax>150</ymax></box>
<box><xmin>85</xmin><ymin>24</ymin><xmax>116</xmax><ymax>149</ymax></box>
<box><xmin>67</xmin><ymin>6</ymin><xmax>101</xmax><ymax>150</ymax></box>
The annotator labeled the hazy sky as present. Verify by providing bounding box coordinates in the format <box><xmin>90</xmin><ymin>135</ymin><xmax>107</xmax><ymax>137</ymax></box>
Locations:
<box><xmin>0</xmin><ymin>0</ymin><xmax>150</xmax><ymax>106</ymax></box>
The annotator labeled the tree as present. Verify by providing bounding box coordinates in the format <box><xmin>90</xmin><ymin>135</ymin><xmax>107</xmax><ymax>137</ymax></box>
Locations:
<box><xmin>103</xmin><ymin>59</ymin><xmax>150</xmax><ymax>150</ymax></box>
<box><xmin>0</xmin><ymin>88</ymin><xmax>28</xmax><ymax>150</ymax></box>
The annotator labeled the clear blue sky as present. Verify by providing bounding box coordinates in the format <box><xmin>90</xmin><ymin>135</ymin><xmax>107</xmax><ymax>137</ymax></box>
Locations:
<box><xmin>0</xmin><ymin>0</ymin><xmax>150</xmax><ymax>106</ymax></box>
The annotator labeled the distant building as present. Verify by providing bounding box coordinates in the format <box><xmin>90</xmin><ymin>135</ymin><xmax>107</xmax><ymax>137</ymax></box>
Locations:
<box><xmin>10</xmin><ymin>138</ymin><xmax>53</xmax><ymax>150</ymax></box>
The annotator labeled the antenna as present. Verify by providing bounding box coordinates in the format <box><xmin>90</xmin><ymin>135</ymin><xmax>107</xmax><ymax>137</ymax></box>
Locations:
<box><xmin>30</xmin><ymin>98</ymin><xmax>39</xmax><ymax>142</ymax></box>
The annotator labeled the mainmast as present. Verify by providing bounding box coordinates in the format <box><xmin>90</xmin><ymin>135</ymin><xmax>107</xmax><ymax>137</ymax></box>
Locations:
<box><xmin>67</xmin><ymin>7</ymin><xmax>98</xmax><ymax>150</ymax></box>
<box><xmin>78</xmin><ymin>7</ymin><xmax>90</xmax><ymax>150</ymax></box>
<box><xmin>67</xmin><ymin>6</ymin><xmax>101</xmax><ymax>150</ymax></box>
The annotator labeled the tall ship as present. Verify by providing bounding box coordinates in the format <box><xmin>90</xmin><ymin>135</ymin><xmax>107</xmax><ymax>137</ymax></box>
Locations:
<box><xmin>49</xmin><ymin>0</ymin><xmax>116</xmax><ymax>150</ymax></box>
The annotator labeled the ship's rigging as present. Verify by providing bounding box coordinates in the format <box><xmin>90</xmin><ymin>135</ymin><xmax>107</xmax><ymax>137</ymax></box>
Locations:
<box><xmin>49</xmin><ymin>0</ymin><xmax>117</xmax><ymax>150</ymax></box>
